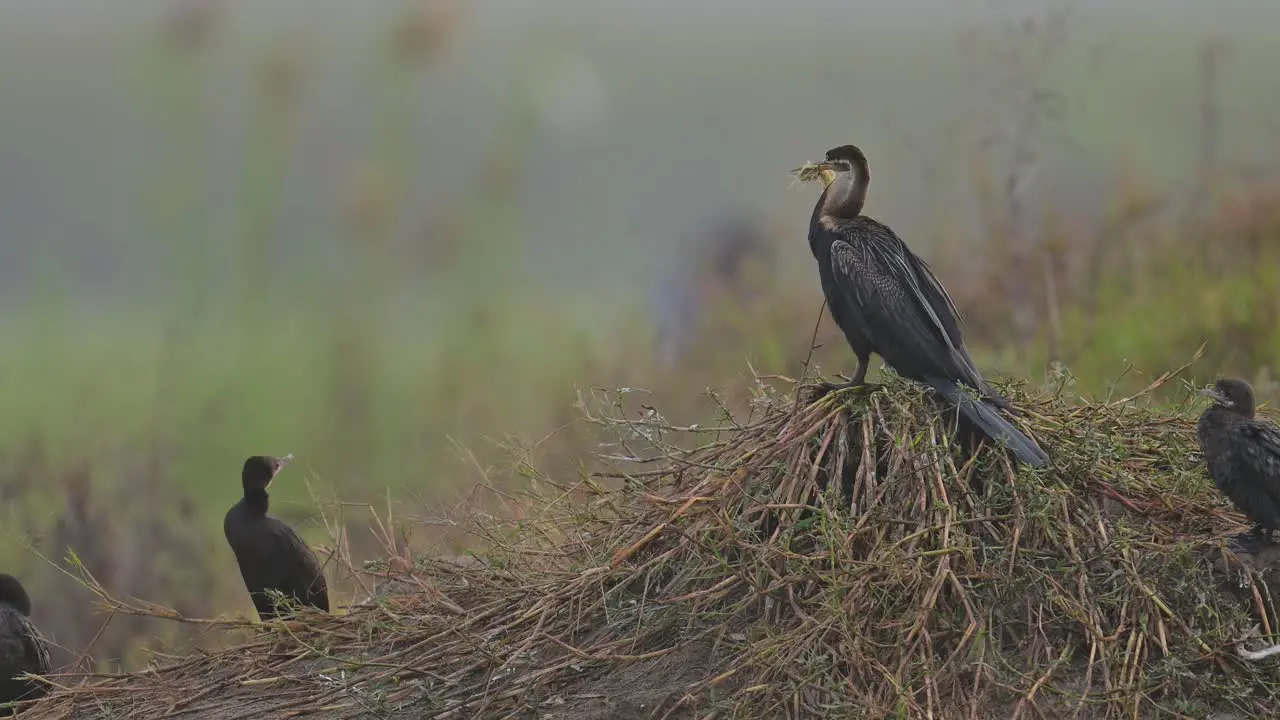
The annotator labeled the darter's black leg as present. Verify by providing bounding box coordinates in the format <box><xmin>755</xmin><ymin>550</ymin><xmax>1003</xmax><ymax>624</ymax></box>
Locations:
<box><xmin>818</xmin><ymin>353</ymin><xmax>870</xmax><ymax>394</ymax></box>
<box><xmin>850</xmin><ymin>352</ymin><xmax>869</xmax><ymax>386</ymax></box>
<box><xmin>803</xmin><ymin>353</ymin><xmax>873</xmax><ymax>402</ymax></box>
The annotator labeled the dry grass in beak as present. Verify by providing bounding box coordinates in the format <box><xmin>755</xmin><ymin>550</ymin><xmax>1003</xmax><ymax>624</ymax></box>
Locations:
<box><xmin>789</xmin><ymin>162</ymin><xmax>835</xmax><ymax>188</ymax></box>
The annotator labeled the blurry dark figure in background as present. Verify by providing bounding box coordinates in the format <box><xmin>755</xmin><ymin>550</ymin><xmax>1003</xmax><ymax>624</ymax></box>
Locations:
<box><xmin>1198</xmin><ymin>378</ymin><xmax>1280</xmax><ymax>552</ymax></box>
<box><xmin>47</xmin><ymin>464</ymin><xmax>117</xmax><ymax>672</ymax></box>
<box><xmin>392</xmin><ymin>0</ymin><xmax>468</xmax><ymax>66</ymax></box>
<box><xmin>224</xmin><ymin>455</ymin><xmax>330</xmax><ymax>621</ymax></box>
<box><xmin>0</xmin><ymin>574</ymin><xmax>50</xmax><ymax>714</ymax></box>
<box><xmin>798</xmin><ymin>144</ymin><xmax>1048</xmax><ymax>467</ymax></box>
<box><xmin>161</xmin><ymin>0</ymin><xmax>227</xmax><ymax>52</ymax></box>
<box><xmin>652</xmin><ymin>215</ymin><xmax>775</xmax><ymax>368</ymax></box>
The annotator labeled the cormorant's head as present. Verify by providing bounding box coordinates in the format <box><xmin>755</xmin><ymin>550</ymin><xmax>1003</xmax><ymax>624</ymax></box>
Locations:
<box><xmin>242</xmin><ymin>454</ymin><xmax>295</xmax><ymax>492</ymax></box>
<box><xmin>0</xmin><ymin>574</ymin><xmax>33</xmax><ymax>616</ymax></box>
<box><xmin>1201</xmin><ymin>378</ymin><xmax>1256</xmax><ymax>418</ymax></box>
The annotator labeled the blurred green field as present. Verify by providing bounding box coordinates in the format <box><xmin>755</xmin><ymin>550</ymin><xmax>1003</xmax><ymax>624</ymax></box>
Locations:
<box><xmin>2</xmin><ymin>2</ymin><xmax>1280</xmax><ymax>673</ymax></box>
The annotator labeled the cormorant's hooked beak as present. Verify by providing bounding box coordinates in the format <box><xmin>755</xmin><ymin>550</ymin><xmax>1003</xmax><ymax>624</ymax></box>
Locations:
<box><xmin>271</xmin><ymin>453</ymin><xmax>295</xmax><ymax>479</ymax></box>
<box><xmin>1199</xmin><ymin>387</ymin><xmax>1231</xmax><ymax>407</ymax></box>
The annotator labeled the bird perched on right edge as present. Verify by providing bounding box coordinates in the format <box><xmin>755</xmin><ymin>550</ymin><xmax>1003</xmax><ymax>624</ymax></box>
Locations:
<box><xmin>1198</xmin><ymin>378</ymin><xmax>1280</xmax><ymax>550</ymax></box>
<box><xmin>795</xmin><ymin>144</ymin><xmax>1048</xmax><ymax>467</ymax></box>
<box><xmin>224</xmin><ymin>455</ymin><xmax>330</xmax><ymax>621</ymax></box>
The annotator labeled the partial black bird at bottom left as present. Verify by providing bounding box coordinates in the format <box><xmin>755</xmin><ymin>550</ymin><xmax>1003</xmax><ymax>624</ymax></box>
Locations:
<box><xmin>0</xmin><ymin>573</ymin><xmax>51</xmax><ymax>714</ymax></box>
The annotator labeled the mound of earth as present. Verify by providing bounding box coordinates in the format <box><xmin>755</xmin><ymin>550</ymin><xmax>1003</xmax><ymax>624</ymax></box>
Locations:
<box><xmin>24</xmin><ymin>374</ymin><xmax>1280</xmax><ymax>719</ymax></box>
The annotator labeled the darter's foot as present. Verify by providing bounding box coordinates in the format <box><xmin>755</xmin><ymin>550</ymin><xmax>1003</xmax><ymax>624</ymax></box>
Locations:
<box><xmin>799</xmin><ymin>378</ymin><xmax>870</xmax><ymax>404</ymax></box>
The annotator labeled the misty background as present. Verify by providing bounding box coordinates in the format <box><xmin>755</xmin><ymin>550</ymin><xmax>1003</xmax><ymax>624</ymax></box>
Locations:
<box><xmin>4</xmin><ymin>1</ymin><xmax>1278</xmax><ymax>313</ymax></box>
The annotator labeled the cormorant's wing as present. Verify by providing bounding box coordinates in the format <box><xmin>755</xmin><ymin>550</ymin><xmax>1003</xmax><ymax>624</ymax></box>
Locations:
<box><xmin>231</xmin><ymin>518</ymin><xmax>330</xmax><ymax>617</ymax></box>
<box><xmin>19</xmin><ymin>617</ymin><xmax>50</xmax><ymax>676</ymax></box>
<box><xmin>262</xmin><ymin>520</ymin><xmax>330</xmax><ymax>612</ymax></box>
<box><xmin>1228</xmin><ymin>419</ymin><xmax>1280</xmax><ymax>510</ymax></box>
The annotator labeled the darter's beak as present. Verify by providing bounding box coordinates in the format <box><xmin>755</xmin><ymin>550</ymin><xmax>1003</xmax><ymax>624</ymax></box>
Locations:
<box><xmin>788</xmin><ymin>161</ymin><xmax>837</xmax><ymax>188</ymax></box>
<box><xmin>816</xmin><ymin>162</ymin><xmax>836</xmax><ymax>187</ymax></box>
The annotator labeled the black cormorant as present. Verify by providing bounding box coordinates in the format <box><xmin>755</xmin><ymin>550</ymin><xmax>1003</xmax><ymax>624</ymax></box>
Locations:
<box><xmin>1198</xmin><ymin>378</ymin><xmax>1280</xmax><ymax>546</ymax></box>
<box><xmin>799</xmin><ymin>144</ymin><xmax>1048</xmax><ymax>467</ymax></box>
<box><xmin>223</xmin><ymin>455</ymin><xmax>330</xmax><ymax>620</ymax></box>
<box><xmin>0</xmin><ymin>574</ymin><xmax>50</xmax><ymax>711</ymax></box>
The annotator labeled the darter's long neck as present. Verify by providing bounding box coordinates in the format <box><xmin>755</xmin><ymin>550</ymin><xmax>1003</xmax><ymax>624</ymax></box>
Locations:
<box><xmin>821</xmin><ymin>166</ymin><xmax>868</xmax><ymax>219</ymax></box>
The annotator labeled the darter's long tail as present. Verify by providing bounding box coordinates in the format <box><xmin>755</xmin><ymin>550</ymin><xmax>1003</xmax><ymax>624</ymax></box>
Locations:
<box><xmin>927</xmin><ymin>377</ymin><xmax>1048</xmax><ymax>467</ymax></box>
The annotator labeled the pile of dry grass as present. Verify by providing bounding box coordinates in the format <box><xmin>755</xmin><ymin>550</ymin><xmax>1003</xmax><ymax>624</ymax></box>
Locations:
<box><xmin>24</xmin><ymin>371</ymin><xmax>1280</xmax><ymax>719</ymax></box>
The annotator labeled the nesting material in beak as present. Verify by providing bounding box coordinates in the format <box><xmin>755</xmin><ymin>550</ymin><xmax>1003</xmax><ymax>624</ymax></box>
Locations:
<box><xmin>790</xmin><ymin>161</ymin><xmax>836</xmax><ymax>187</ymax></box>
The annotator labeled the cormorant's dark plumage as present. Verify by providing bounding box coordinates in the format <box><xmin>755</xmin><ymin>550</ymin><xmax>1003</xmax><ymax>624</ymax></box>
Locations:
<box><xmin>0</xmin><ymin>574</ymin><xmax>50</xmax><ymax>712</ymax></box>
<box><xmin>224</xmin><ymin>455</ymin><xmax>329</xmax><ymax>620</ymax></box>
<box><xmin>802</xmin><ymin>144</ymin><xmax>1048</xmax><ymax>467</ymax></box>
<box><xmin>1198</xmin><ymin>378</ymin><xmax>1280</xmax><ymax>545</ymax></box>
